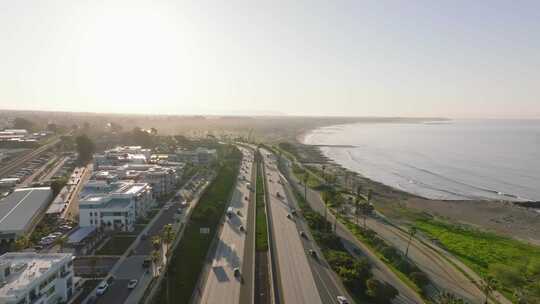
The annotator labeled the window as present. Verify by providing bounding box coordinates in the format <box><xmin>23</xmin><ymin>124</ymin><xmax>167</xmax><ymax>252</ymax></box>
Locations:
<box><xmin>90</xmin><ymin>219</ymin><xmax>93</xmax><ymax>225</ymax></box>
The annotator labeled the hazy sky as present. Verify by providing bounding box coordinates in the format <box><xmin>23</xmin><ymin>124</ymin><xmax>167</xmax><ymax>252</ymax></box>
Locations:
<box><xmin>1</xmin><ymin>1</ymin><xmax>539</xmax><ymax>118</ymax></box>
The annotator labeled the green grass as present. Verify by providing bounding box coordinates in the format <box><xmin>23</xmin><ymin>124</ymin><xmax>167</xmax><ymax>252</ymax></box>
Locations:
<box><xmin>96</xmin><ymin>235</ymin><xmax>136</xmax><ymax>255</ymax></box>
<box><xmin>255</xmin><ymin>153</ymin><xmax>269</xmax><ymax>251</ymax></box>
<box><xmin>415</xmin><ymin>218</ymin><xmax>540</xmax><ymax>301</ymax></box>
<box><xmin>153</xmin><ymin>145</ymin><xmax>241</xmax><ymax>304</ymax></box>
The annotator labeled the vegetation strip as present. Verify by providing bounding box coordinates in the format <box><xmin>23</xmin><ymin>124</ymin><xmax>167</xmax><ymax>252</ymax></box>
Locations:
<box><xmin>284</xmin><ymin>161</ymin><xmax>400</xmax><ymax>303</ymax></box>
<box><xmin>255</xmin><ymin>150</ymin><xmax>269</xmax><ymax>251</ymax></box>
<box><xmin>152</xmin><ymin>145</ymin><xmax>241</xmax><ymax>304</ymax></box>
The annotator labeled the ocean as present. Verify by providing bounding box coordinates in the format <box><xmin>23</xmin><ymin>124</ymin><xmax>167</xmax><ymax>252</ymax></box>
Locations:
<box><xmin>303</xmin><ymin>119</ymin><xmax>540</xmax><ymax>201</ymax></box>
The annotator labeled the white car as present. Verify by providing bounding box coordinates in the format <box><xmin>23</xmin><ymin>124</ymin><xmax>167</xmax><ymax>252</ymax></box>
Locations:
<box><xmin>337</xmin><ymin>296</ymin><xmax>349</xmax><ymax>304</ymax></box>
<box><xmin>127</xmin><ymin>279</ymin><xmax>138</xmax><ymax>289</ymax></box>
<box><xmin>96</xmin><ymin>281</ymin><xmax>109</xmax><ymax>295</ymax></box>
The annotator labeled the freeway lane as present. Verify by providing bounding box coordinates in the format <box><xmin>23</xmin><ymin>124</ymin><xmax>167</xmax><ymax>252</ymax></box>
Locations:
<box><xmin>261</xmin><ymin>149</ymin><xmax>322</xmax><ymax>304</ymax></box>
<box><xmin>282</xmin><ymin>158</ymin><xmax>424</xmax><ymax>304</ymax></box>
<box><xmin>197</xmin><ymin>147</ymin><xmax>254</xmax><ymax>304</ymax></box>
<box><xmin>278</xmin><ymin>172</ymin><xmax>353</xmax><ymax>304</ymax></box>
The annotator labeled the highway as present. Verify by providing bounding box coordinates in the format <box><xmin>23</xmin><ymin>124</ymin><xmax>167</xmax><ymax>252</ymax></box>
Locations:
<box><xmin>261</xmin><ymin>149</ymin><xmax>323</xmax><ymax>304</ymax></box>
<box><xmin>197</xmin><ymin>146</ymin><xmax>255</xmax><ymax>304</ymax></box>
<box><xmin>282</xmin><ymin>159</ymin><xmax>424</xmax><ymax>304</ymax></box>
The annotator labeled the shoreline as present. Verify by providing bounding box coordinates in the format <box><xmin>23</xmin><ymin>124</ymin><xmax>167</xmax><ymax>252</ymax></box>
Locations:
<box><xmin>293</xmin><ymin>124</ymin><xmax>540</xmax><ymax>245</ymax></box>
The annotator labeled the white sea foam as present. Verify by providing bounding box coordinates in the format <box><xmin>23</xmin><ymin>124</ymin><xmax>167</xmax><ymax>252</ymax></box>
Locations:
<box><xmin>303</xmin><ymin>119</ymin><xmax>540</xmax><ymax>201</ymax></box>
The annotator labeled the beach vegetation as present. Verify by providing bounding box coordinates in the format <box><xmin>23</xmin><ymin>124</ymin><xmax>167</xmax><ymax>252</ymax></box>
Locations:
<box><xmin>415</xmin><ymin>218</ymin><xmax>540</xmax><ymax>302</ymax></box>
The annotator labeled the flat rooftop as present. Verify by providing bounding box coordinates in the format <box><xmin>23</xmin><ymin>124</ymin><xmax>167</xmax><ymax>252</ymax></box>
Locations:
<box><xmin>0</xmin><ymin>187</ymin><xmax>52</xmax><ymax>234</ymax></box>
<box><xmin>0</xmin><ymin>252</ymin><xmax>72</xmax><ymax>300</ymax></box>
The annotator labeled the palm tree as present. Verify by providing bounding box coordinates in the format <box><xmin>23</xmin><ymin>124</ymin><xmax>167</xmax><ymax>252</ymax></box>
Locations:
<box><xmin>359</xmin><ymin>202</ymin><xmax>373</xmax><ymax>230</ymax></box>
<box><xmin>303</xmin><ymin>173</ymin><xmax>309</xmax><ymax>201</ymax></box>
<box><xmin>480</xmin><ymin>276</ymin><xmax>498</xmax><ymax>304</ymax></box>
<box><xmin>354</xmin><ymin>185</ymin><xmax>362</xmax><ymax>225</ymax></box>
<box><xmin>151</xmin><ymin>249</ymin><xmax>161</xmax><ymax>277</ymax></box>
<box><xmin>322</xmin><ymin>191</ymin><xmax>331</xmax><ymax>231</ymax></box>
<box><xmin>366</xmin><ymin>189</ymin><xmax>373</xmax><ymax>203</ymax></box>
<box><xmin>405</xmin><ymin>226</ymin><xmax>417</xmax><ymax>257</ymax></box>
<box><xmin>162</xmin><ymin>224</ymin><xmax>175</xmax><ymax>258</ymax></box>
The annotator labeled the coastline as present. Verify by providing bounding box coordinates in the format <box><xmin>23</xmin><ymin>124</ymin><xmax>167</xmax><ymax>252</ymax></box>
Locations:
<box><xmin>292</xmin><ymin>123</ymin><xmax>540</xmax><ymax>245</ymax></box>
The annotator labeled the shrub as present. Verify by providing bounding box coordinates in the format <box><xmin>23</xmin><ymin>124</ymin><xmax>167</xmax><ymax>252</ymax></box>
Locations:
<box><xmin>410</xmin><ymin>271</ymin><xmax>429</xmax><ymax>288</ymax></box>
<box><xmin>366</xmin><ymin>278</ymin><xmax>399</xmax><ymax>303</ymax></box>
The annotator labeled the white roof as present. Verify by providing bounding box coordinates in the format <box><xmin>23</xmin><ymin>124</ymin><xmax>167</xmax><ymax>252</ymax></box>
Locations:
<box><xmin>0</xmin><ymin>252</ymin><xmax>72</xmax><ymax>301</ymax></box>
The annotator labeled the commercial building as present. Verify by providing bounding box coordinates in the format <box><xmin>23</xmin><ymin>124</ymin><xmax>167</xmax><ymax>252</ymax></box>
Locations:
<box><xmin>176</xmin><ymin>147</ymin><xmax>217</xmax><ymax>165</ymax></box>
<box><xmin>93</xmin><ymin>146</ymin><xmax>151</xmax><ymax>168</ymax></box>
<box><xmin>0</xmin><ymin>252</ymin><xmax>76</xmax><ymax>304</ymax></box>
<box><xmin>0</xmin><ymin>187</ymin><xmax>52</xmax><ymax>242</ymax></box>
<box><xmin>79</xmin><ymin>182</ymin><xmax>153</xmax><ymax>232</ymax></box>
<box><xmin>90</xmin><ymin>164</ymin><xmax>179</xmax><ymax>199</ymax></box>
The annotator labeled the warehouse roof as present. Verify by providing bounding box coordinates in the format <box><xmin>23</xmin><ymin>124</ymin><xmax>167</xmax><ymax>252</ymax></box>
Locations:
<box><xmin>0</xmin><ymin>187</ymin><xmax>52</xmax><ymax>234</ymax></box>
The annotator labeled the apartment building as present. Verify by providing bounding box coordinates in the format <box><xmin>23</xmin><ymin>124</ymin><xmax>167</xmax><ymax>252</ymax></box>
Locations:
<box><xmin>0</xmin><ymin>252</ymin><xmax>75</xmax><ymax>304</ymax></box>
<box><xmin>79</xmin><ymin>182</ymin><xmax>153</xmax><ymax>232</ymax></box>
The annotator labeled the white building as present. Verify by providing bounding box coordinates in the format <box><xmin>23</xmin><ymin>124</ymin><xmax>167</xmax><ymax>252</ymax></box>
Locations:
<box><xmin>79</xmin><ymin>182</ymin><xmax>153</xmax><ymax>232</ymax></box>
<box><xmin>176</xmin><ymin>147</ymin><xmax>217</xmax><ymax>165</ymax></box>
<box><xmin>0</xmin><ymin>188</ymin><xmax>52</xmax><ymax>242</ymax></box>
<box><xmin>0</xmin><ymin>252</ymin><xmax>76</xmax><ymax>304</ymax></box>
<box><xmin>94</xmin><ymin>146</ymin><xmax>151</xmax><ymax>168</ymax></box>
<box><xmin>89</xmin><ymin>164</ymin><xmax>179</xmax><ymax>199</ymax></box>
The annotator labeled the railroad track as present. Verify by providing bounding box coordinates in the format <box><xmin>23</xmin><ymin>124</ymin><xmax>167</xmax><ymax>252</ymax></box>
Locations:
<box><xmin>0</xmin><ymin>136</ymin><xmax>62</xmax><ymax>178</ymax></box>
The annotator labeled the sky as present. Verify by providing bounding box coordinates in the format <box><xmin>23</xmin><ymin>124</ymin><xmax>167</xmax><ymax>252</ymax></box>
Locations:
<box><xmin>0</xmin><ymin>0</ymin><xmax>539</xmax><ymax>118</ymax></box>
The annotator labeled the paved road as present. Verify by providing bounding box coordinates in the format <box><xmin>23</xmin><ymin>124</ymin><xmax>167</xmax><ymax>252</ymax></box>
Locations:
<box><xmin>362</xmin><ymin>213</ymin><xmax>512</xmax><ymax>304</ymax></box>
<box><xmin>283</xmin><ymin>159</ymin><xmax>424</xmax><ymax>304</ymax></box>
<box><xmin>278</xmin><ymin>171</ymin><xmax>353</xmax><ymax>304</ymax></box>
<box><xmin>261</xmin><ymin>149</ymin><xmax>323</xmax><ymax>304</ymax></box>
<box><xmin>197</xmin><ymin>147</ymin><xmax>254</xmax><ymax>304</ymax></box>
<box><xmin>93</xmin><ymin>174</ymin><xmax>209</xmax><ymax>304</ymax></box>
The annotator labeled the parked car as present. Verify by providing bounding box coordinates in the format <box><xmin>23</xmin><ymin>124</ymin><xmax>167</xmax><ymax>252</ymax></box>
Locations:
<box><xmin>299</xmin><ymin>231</ymin><xmax>307</xmax><ymax>239</ymax></box>
<box><xmin>96</xmin><ymin>282</ymin><xmax>109</xmax><ymax>295</ymax></box>
<box><xmin>308</xmin><ymin>249</ymin><xmax>317</xmax><ymax>258</ymax></box>
<box><xmin>233</xmin><ymin>267</ymin><xmax>241</xmax><ymax>277</ymax></box>
<box><xmin>239</xmin><ymin>225</ymin><xmax>245</xmax><ymax>232</ymax></box>
<box><xmin>127</xmin><ymin>279</ymin><xmax>138</xmax><ymax>289</ymax></box>
<box><xmin>337</xmin><ymin>296</ymin><xmax>349</xmax><ymax>304</ymax></box>
<box><xmin>142</xmin><ymin>257</ymin><xmax>151</xmax><ymax>268</ymax></box>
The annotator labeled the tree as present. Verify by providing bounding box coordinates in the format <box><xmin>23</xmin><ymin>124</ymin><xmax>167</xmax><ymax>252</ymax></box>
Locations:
<box><xmin>366</xmin><ymin>189</ymin><xmax>373</xmax><ymax>203</ymax></box>
<box><xmin>162</xmin><ymin>224</ymin><xmax>175</xmax><ymax>258</ymax></box>
<box><xmin>303</xmin><ymin>173</ymin><xmax>309</xmax><ymax>202</ymax></box>
<box><xmin>131</xmin><ymin>127</ymin><xmax>154</xmax><ymax>147</ymax></box>
<box><xmin>480</xmin><ymin>275</ymin><xmax>498</xmax><ymax>304</ymax></box>
<box><xmin>437</xmin><ymin>292</ymin><xmax>466</xmax><ymax>304</ymax></box>
<box><xmin>354</xmin><ymin>185</ymin><xmax>362</xmax><ymax>225</ymax></box>
<box><xmin>50</xmin><ymin>177</ymin><xmax>67</xmax><ymax>197</ymax></box>
<box><xmin>55</xmin><ymin>236</ymin><xmax>67</xmax><ymax>252</ymax></box>
<box><xmin>405</xmin><ymin>226</ymin><xmax>417</xmax><ymax>257</ymax></box>
<box><xmin>14</xmin><ymin>236</ymin><xmax>30</xmax><ymax>251</ymax></box>
<box><xmin>359</xmin><ymin>202</ymin><xmax>374</xmax><ymax>230</ymax></box>
<box><xmin>322</xmin><ymin>191</ymin><xmax>331</xmax><ymax>231</ymax></box>
<box><xmin>367</xmin><ymin>278</ymin><xmax>399</xmax><ymax>303</ymax></box>
<box><xmin>410</xmin><ymin>271</ymin><xmax>429</xmax><ymax>288</ymax></box>
<box><xmin>151</xmin><ymin>249</ymin><xmax>161</xmax><ymax>277</ymax></box>
<box><xmin>46</xmin><ymin>123</ymin><xmax>58</xmax><ymax>133</ymax></box>
<box><xmin>75</xmin><ymin>134</ymin><xmax>95</xmax><ymax>164</ymax></box>
<box><xmin>13</xmin><ymin>117</ymin><xmax>35</xmax><ymax>131</ymax></box>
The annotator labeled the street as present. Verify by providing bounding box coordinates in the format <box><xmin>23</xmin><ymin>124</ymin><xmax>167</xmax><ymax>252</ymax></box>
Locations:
<box><xmin>196</xmin><ymin>146</ymin><xmax>255</xmax><ymax>304</ymax></box>
<box><xmin>261</xmin><ymin>149</ymin><xmax>323</xmax><ymax>304</ymax></box>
